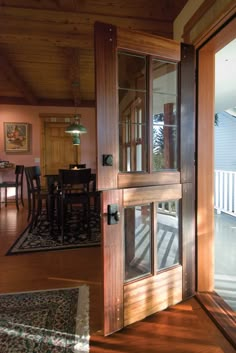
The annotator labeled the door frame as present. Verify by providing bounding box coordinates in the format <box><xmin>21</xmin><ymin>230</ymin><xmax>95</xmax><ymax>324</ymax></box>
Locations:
<box><xmin>196</xmin><ymin>16</ymin><xmax>236</xmax><ymax>346</ymax></box>
<box><xmin>197</xmin><ymin>17</ymin><xmax>236</xmax><ymax>291</ymax></box>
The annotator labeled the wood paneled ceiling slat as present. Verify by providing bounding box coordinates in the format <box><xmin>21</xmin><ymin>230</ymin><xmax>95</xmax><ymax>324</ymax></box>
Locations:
<box><xmin>0</xmin><ymin>0</ymin><xmax>188</xmax><ymax>21</ymax></box>
<box><xmin>0</xmin><ymin>7</ymin><xmax>174</xmax><ymax>38</ymax></box>
<box><xmin>0</xmin><ymin>1</ymin><xmax>188</xmax><ymax>106</ymax></box>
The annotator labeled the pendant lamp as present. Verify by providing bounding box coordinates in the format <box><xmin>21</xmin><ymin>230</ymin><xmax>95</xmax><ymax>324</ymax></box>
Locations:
<box><xmin>72</xmin><ymin>134</ymin><xmax>81</xmax><ymax>145</ymax></box>
<box><xmin>65</xmin><ymin>115</ymin><xmax>87</xmax><ymax>134</ymax></box>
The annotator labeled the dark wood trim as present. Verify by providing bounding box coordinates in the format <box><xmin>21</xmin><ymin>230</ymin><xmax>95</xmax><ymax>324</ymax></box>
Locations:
<box><xmin>117</xmin><ymin>27</ymin><xmax>180</xmax><ymax>61</ymax></box>
<box><xmin>182</xmin><ymin>183</ymin><xmax>196</xmax><ymax>299</ymax></box>
<box><xmin>123</xmin><ymin>184</ymin><xmax>181</xmax><ymax>207</ymax></box>
<box><xmin>0</xmin><ymin>97</ymin><xmax>95</xmax><ymax>107</ymax></box>
<box><xmin>196</xmin><ymin>292</ymin><xmax>236</xmax><ymax>349</ymax></box>
<box><xmin>101</xmin><ymin>189</ymin><xmax>124</xmax><ymax>336</ymax></box>
<box><xmin>95</xmin><ymin>22</ymin><xmax>119</xmax><ymax>191</ymax></box>
<box><xmin>180</xmin><ymin>43</ymin><xmax>196</xmax><ymax>299</ymax></box>
<box><xmin>180</xmin><ymin>43</ymin><xmax>195</xmax><ymax>184</ymax></box>
<box><xmin>118</xmin><ymin>172</ymin><xmax>180</xmax><ymax>188</ymax></box>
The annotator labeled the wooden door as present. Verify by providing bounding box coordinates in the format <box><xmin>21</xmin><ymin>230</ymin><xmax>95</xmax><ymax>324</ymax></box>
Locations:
<box><xmin>95</xmin><ymin>22</ymin><xmax>195</xmax><ymax>335</ymax></box>
<box><xmin>42</xmin><ymin>121</ymin><xmax>80</xmax><ymax>176</ymax></box>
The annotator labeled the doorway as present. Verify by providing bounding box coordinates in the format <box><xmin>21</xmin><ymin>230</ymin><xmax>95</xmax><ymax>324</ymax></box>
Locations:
<box><xmin>39</xmin><ymin>114</ymin><xmax>81</xmax><ymax>184</ymax></box>
<box><xmin>197</xmin><ymin>16</ymin><xmax>236</xmax><ymax>343</ymax></box>
<box><xmin>197</xmin><ymin>16</ymin><xmax>236</xmax><ymax>292</ymax></box>
<box><xmin>214</xmin><ymin>38</ymin><xmax>236</xmax><ymax>311</ymax></box>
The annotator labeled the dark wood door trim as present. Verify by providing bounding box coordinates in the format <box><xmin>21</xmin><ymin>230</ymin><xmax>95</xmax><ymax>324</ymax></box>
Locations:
<box><xmin>180</xmin><ymin>43</ymin><xmax>196</xmax><ymax>299</ymax></box>
<box><xmin>101</xmin><ymin>189</ymin><xmax>124</xmax><ymax>335</ymax></box>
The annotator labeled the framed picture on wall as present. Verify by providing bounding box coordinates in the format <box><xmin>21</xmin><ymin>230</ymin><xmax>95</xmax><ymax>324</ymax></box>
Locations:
<box><xmin>4</xmin><ymin>122</ymin><xmax>30</xmax><ymax>153</ymax></box>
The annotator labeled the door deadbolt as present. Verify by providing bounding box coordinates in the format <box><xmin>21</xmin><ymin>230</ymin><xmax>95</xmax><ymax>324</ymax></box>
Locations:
<box><xmin>107</xmin><ymin>204</ymin><xmax>120</xmax><ymax>225</ymax></box>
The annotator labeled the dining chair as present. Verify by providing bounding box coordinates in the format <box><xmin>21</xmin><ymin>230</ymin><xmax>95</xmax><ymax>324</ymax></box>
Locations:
<box><xmin>0</xmin><ymin>165</ymin><xmax>24</xmax><ymax>210</ymax></box>
<box><xmin>69</xmin><ymin>163</ymin><xmax>86</xmax><ymax>169</ymax></box>
<box><xmin>89</xmin><ymin>173</ymin><xmax>100</xmax><ymax>213</ymax></box>
<box><xmin>58</xmin><ymin>168</ymin><xmax>92</xmax><ymax>242</ymax></box>
<box><xmin>25</xmin><ymin>166</ymin><xmax>49</xmax><ymax>230</ymax></box>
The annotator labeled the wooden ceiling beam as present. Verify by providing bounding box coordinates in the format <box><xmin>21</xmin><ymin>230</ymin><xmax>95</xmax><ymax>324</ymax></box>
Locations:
<box><xmin>0</xmin><ymin>53</ymin><xmax>38</xmax><ymax>105</ymax></box>
<box><xmin>0</xmin><ymin>96</ymin><xmax>95</xmax><ymax>107</ymax></box>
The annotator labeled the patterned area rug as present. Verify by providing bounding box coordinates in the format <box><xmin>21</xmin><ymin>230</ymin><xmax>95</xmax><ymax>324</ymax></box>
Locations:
<box><xmin>0</xmin><ymin>285</ymin><xmax>89</xmax><ymax>353</ymax></box>
<box><xmin>7</xmin><ymin>209</ymin><xmax>101</xmax><ymax>255</ymax></box>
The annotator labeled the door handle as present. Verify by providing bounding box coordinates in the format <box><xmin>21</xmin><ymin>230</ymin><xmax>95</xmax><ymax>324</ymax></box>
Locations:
<box><xmin>108</xmin><ymin>204</ymin><xmax>120</xmax><ymax>224</ymax></box>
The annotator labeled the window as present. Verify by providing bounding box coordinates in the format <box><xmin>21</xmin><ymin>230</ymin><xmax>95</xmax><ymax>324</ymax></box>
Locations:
<box><xmin>118</xmin><ymin>52</ymin><xmax>179</xmax><ymax>173</ymax></box>
<box><xmin>124</xmin><ymin>200</ymin><xmax>180</xmax><ymax>283</ymax></box>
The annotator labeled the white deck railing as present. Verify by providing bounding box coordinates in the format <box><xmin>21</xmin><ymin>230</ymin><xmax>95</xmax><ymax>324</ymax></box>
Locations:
<box><xmin>214</xmin><ymin>170</ymin><xmax>236</xmax><ymax>217</ymax></box>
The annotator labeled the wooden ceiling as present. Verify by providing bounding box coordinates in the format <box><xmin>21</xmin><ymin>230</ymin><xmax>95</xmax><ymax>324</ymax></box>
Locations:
<box><xmin>0</xmin><ymin>0</ymin><xmax>188</xmax><ymax>107</ymax></box>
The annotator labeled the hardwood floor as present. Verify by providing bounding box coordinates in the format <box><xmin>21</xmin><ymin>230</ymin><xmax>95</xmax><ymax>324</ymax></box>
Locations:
<box><xmin>0</xmin><ymin>204</ymin><xmax>102</xmax><ymax>335</ymax></box>
<box><xmin>0</xmin><ymin>205</ymin><xmax>235</xmax><ymax>353</ymax></box>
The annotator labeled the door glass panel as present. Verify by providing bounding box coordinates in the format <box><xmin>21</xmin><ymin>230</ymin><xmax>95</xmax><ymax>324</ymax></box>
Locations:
<box><xmin>118</xmin><ymin>52</ymin><xmax>147</xmax><ymax>172</ymax></box>
<box><xmin>156</xmin><ymin>200</ymin><xmax>180</xmax><ymax>271</ymax></box>
<box><xmin>124</xmin><ymin>204</ymin><xmax>151</xmax><ymax>282</ymax></box>
<box><xmin>152</xmin><ymin>60</ymin><xmax>178</xmax><ymax>171</ymax></box>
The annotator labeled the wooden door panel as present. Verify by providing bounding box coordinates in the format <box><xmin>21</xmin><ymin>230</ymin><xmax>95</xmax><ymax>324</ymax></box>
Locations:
<box><xmin>124</xmin><ymin>266</ymin><xmax>182</xmax><ymax>326</ymax></box>
<box><xmin>123</xmin><ymin>184</ymin><xmax>181</xmax><ymax>206</ymax></box>
<box><xmin>118</xmin><ymin>171</ymin><xmax>180</xmax><ymax>188</ymax></box>
<box><xmin>44</xmin><ymin>122</ymin><xmax>79</xmax><ymax>175</ymax></box>
<box><xmin>95</xmin><ymin>22</ymin><xmax>195</xmax><ymax>336</ymax></box>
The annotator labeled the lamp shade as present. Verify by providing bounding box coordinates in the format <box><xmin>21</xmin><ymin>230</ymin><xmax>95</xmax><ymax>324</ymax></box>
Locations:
<box><xmin>72</xmin><ymin>134</ymin><xmax>81</xmax><ymax>145</ymax></box>
<box><xmin>65</xmin><ymin>115</ymin><xmax>87</xmax><ymax>134</ymax></box>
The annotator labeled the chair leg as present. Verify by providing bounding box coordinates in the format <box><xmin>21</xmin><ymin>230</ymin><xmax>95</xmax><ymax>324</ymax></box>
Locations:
<box><xmin>4</xmin><ymin>187</ymin><xmax>7</xmax><ymax>207</ymax></box>
<box><xmin>27</xmin><ymin>193</ymin><xmax>32</xmax><ymax>221</ymax></box>
<box><xmin>15</xmin><ymin>185</ymin><xmax>19</xmax><ymax>210</ymax></box>
<box><xmin>29</xmin><ymin>193</ymin><xmax>36</xmax><ymax>232</ymax></box>
<box><xmin>20</xmin><ymin>186</ymin><xmax>24</xmax><ymax>207</ymax></box>
<box><xmin>60</xmin><ymin>200</ymin><xmax>65</xmax><ymax>243</ymax></box>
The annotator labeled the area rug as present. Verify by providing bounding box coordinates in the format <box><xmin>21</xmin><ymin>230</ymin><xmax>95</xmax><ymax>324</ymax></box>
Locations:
<box><xmin>6</xmin><ymin>209</ymin><xmax>101</xmax><ymax>255</ymax></box>
<box><xmin>0</xmin><ymin>285</ymin><xmax>89</xmax><ymax>353</ymax></box>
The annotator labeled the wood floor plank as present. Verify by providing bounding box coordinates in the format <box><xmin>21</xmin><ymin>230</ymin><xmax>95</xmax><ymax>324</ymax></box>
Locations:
<box><xmin>0</xmin><ymin>205</ymin><xmax>235</xmax><ymax>352</ymax></box>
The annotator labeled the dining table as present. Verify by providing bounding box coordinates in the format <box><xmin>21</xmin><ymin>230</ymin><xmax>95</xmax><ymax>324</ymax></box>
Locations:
<box><xmin>43</xmin><ymin>169</ymin><xmax>98</xmax><ymax>232</ymax></box>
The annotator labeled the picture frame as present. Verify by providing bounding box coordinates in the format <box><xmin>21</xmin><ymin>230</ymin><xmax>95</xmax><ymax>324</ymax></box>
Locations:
<box><xmin>4</xmin><ymin>122</ymin><xmax>30</xmax><ymax>153</ymax></box>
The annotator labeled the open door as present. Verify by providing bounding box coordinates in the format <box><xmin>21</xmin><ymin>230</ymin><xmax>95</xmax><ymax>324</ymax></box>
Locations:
<box><xmin>95</xmin><ymin>22</ymin><xmax>195</xmax><ymax>336</ymax></box>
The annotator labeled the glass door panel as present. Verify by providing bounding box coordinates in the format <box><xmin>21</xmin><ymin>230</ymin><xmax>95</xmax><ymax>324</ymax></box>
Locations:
<box><xmin>124</xmin><ymin>200</ymin><xmax>181</xmax><ymax>281</ymax></box>
<box><xmin>118</xmin><ymin>52</ymin><xmax>147</xmax><ymax>172</ymax></box>
<box><xmin>124</xmin><ymin>204</ymin><xmax>151</xmax><ymax>282</ymax></box>
<box><xmin>156</xmin><ymin>200</ymin><xmax>180</xmax><ymax>271</ymax></box>
<box><xmin>152</xmin><ymin>60</ymin><xmax>178</xmax><ymax>171</ymax></box>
